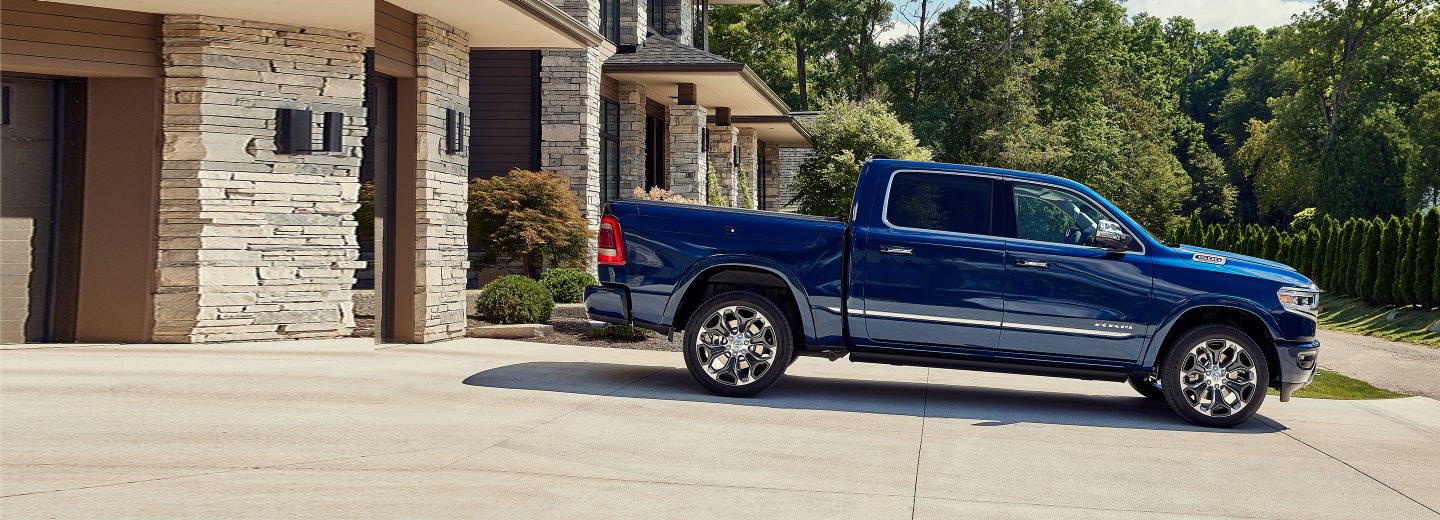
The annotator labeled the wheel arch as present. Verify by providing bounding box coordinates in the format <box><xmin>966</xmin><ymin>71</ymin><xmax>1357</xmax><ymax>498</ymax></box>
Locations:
<box><xmin>664</xmin><ymin>260</ymin><xmax>815</xmax><ymax>345</ymax></box>
<box><xmin>1142</xmin><ymin>298</ymin><xmax>1284</xmax><ymax>380</ymax></box>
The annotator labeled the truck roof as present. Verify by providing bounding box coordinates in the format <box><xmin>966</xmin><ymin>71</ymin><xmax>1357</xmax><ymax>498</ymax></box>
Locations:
<box><xmin>866</xmin><ymin>159</ymin><xmax>1091</xmax><ymax>193</ymax></box>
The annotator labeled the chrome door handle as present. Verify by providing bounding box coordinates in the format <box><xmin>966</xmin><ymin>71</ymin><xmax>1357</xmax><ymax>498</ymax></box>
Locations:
<box><xmin>879</xmin><ymin>245</ymin><xmax>913</xmax><ymax>255</ymax></box>
<box><xmin>1015</xmin><ymin>259</ymin><xmax>1049</xmax><ymax>269</ymax></box>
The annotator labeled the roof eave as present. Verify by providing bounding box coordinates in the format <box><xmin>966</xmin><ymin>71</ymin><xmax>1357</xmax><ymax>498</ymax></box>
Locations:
<box><xmin>601</xmin><ymin>63</ymin><xmax>746</xmax><ymax>73</ymax></box>
<box><xmin>720</xmin><ymin>115</ymin><xmax>814</xmax><ymax>145</ymax></box>
<box><xmin>500</xmin><ymin>0</ymin><xmax>607</xmax><ymax>48</ymax></box>
<box><xmin>739</xmin><ymin>65</ymin><xmax>794</xmax><ymax>117</ymax></box>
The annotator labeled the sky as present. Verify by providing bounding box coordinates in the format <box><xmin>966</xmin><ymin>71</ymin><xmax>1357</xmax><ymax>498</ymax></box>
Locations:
<box><xmin>879</xmin><ymin>0</ymin><xmax>1316</xmax><ymax>43</ymax></box>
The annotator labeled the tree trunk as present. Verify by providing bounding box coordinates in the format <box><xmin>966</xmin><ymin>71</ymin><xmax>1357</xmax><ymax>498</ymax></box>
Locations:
<box><xmin>911</xmin><ymin>0</ymin><xmax>928</xmax><ymax>114</ymax></box>
<box><xmin>796</xmin><ymin>0</ymin><xmax>808</xmax><ymax>110</ymax></box>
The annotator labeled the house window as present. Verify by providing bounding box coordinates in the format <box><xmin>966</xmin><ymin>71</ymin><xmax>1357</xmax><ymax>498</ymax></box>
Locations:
<box><xmin>649</xmin><ymin>0</ymin><xmax>666</xmax><ymax>36</ymax></box>
<box><xmin>601</xmin><ymin>99</ymin><xmax>621</xmax><ymax>202</ymax></box>
<box><xmin>645</xmin><ymin>113</ymin><xmax>665</xmax><ymax>190</ymax></box>
<box><xmin>693</xmin><ymin>0</ymin><xmax>706</xmax><ymax>48</ymax></box>
<box><xmin>600</xmin><ymin>0</ymin><xmax>619</xmax><ymax>42</ymax></box>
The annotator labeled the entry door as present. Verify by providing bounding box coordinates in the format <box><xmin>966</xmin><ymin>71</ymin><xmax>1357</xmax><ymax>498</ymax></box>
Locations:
<box><xmin>859</xmin><ymin>171</ymin><xmax>1006</xmax><ymax>350</ymax></box>
<box><xmin>999</xmin><ymin>182</ymin><xmax>1153</xmax><ymax>360</ymax></box>
<box><xmin>366</xmin><ymin>73</ymin><xmax>398</xmax><ymax>341</ymax></box>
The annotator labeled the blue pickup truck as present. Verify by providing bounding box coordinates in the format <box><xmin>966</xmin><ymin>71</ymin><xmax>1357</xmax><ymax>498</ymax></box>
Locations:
<box><xmin>585</xmin><ymin>159</ymin><xmax>1320</xmax><ymax>428</ymax></box>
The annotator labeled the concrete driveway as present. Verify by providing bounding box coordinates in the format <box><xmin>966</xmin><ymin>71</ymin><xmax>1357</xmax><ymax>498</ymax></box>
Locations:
<box><xmin>2</xmin><ymin>339</ymin><xmax>1438</xmax><ymax>519</ymax></box>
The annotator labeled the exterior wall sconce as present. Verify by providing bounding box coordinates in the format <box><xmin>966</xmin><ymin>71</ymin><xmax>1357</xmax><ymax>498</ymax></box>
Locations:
<box><xmin>276</xmin><ymin>108</ymin><xmax>344</xmax><ymax>154</ymax></box>
<box><xmin>322</xmin><ymin>111</ymin><xmax>343</xmax><ymax>153</ymax></box>
<box><xmin>445</xmin><ymin>107</ymin><xmax>465</xmax><ymax>155</ymax></box>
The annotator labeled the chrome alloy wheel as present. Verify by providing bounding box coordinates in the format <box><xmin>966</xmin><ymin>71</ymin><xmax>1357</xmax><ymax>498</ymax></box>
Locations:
<box><xmin>694</xmin><ymin>305</ymin><xmax>779</xmax><ymax>386</ymax></box>
<box><xmin>1179</xmin><ymin>339</ymin><xmax>1259</xmax><ymax>417</ymax></box>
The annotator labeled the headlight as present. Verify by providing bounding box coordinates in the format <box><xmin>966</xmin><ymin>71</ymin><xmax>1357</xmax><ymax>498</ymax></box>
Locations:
<box><xmin>1277</xmin><ymin>286</ymin><xmax>1320</xmax><ymax>317</ymax></box>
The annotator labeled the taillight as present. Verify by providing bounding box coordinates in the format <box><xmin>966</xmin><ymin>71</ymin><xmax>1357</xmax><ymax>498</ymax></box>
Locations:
<box><xmin>598</xmin><ymin>214</ymin><xmax>625</xmax><ymax>266</ymax></box>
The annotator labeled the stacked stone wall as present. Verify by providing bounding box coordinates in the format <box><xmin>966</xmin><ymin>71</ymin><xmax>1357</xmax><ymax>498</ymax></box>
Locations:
<box><xmin>411</xmin><ymin>15</ymin><xmax>470</xmax><ymax>342</ymax></box>
<box><xmin>667</xmin><ymin>104</ymin><xmax>708</xmax><ymax>202</ymax></box>
<box><xmin>707</xmin><ymin>124</ymin><xmax>738</xmax><ymax>206</ymax></box>
<box><xmin>737</xmin><ymin>128</ymin><xmax>758</xmax><ymax>209</ymax></box>
<box><xmin>155</xmin><ymin>15</ymin><xmax>366</xmax><ymax>342</ymax></box>
<box><xmin>618</xmin><ymin>81</ymin><xmax>648</xmax><ymax>196</ymax></box>
<box><xmin>777</xmin><ymin>147</ymin><xmax>812</xmax><ymax>213</ymax></box>
<box><xmin>761</xmin><ymin>142</ymin><xmax>781</xmax><ymax>210</ymax></box>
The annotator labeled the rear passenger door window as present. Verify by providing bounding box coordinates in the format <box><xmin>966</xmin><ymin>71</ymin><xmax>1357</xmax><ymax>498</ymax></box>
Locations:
<box><xmin>859</xmin><ymin>171</ymin><xmax>1006</xmax><ymax>351</ymax></box>
<box><xmin>884</xmin><ymin>172</ymin><xmax>993</xmax><ymax>236</ymax></box>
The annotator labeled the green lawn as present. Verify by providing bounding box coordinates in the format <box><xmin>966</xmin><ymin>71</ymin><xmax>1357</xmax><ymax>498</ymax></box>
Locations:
<box><xmin>1317</xmin><ymin>296</ymin><xmax>1440</xmax><ymax>347</ymax></box>
<box><xmin>1267</xmin><ymin>369</ymin><xmax>1409</xmax><ymax>400</ymax></box>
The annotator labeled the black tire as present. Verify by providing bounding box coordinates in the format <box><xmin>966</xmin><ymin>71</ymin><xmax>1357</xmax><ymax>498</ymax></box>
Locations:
<box><xmin>1160</xmin><ymin>324</ymin><xmax>1270</xmax><ymax>428</ymax></box>
<box><xmin>1126</xmin><ymin>374</ymin><xmax>1165</xmax><ymax>400</ymax></box>
<box><xmin>682</xmin><ymin>291</ymin><xmax>794</xmax><ymax>397</ymax></box>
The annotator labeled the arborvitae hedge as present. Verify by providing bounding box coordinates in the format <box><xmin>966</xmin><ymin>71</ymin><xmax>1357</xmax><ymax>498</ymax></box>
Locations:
<box><xmin>1373</xmin><ymin>217</ymin><xmax>1399</xmax><ymax>304</ymax></box>
<box><xmin>1176</xmin><ymin>208</ymin><xmax>1438</xmax><ymax>308</ymax></box>
<box><xmin>1419</xmin><ymin>209</ymin><xmax>1440</xmax><ymax>308</ymax></box>
<box><xmin>1397</xmin><ymin>217</ymin><xmax>1415</xmax><ymax>304</ymax></box>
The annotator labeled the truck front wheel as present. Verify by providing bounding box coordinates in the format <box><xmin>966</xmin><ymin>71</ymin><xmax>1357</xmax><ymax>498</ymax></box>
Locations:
<box><xmin>682</xmin><ymin>291</ymin><xmax>795</xmax><ymax>397</ymax></box>
<box><xmin>1160</xmin><ymin>324</ymin><xmax>1270</xmax><ymax>428</ymax></box>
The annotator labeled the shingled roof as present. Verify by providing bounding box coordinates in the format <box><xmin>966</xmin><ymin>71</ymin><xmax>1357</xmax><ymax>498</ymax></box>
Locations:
<box><xmin>604</xmin><ymin>35</ymin><xmax>743</xmax><ymax>70</ymax></box>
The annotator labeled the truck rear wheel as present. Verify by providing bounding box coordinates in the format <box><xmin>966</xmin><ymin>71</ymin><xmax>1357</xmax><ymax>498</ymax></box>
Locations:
<box><xmin>1160</xmin><ymin>324</ymin><xmax>1270</xmax><ymax>428</ymax></box>
<box><xmin>682</xmin><ymin>291</ymin><xmax>794</xmax><ymax>397</ymax></box>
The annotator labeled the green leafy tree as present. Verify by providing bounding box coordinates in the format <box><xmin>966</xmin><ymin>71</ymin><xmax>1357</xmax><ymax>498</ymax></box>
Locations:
<box><xmin>1408</xmin><ymin>92</ymin><xmax>1440</xmax><ymax>209</ymax></box>
<box><xmin>468</xmin><ymin>169</ymin><xmax>591</xmax><ymax>277</ymax></box>
<box><xmin>791</xmin><ymin>98</ymin><xmax>931</xmax><ymax>217</ymax></box>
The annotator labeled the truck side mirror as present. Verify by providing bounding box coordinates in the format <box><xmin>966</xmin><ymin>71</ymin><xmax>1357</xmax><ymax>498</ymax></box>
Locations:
<box><xmin>1093</xmin><ymin>219</ymin><xmax>1131</xmax><ymax>252</ymax></box>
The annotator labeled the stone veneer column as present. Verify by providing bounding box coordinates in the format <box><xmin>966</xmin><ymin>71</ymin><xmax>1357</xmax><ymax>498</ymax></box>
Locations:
<box><xmin>661</xmin><ymin>0</ymin><xmax>695</xmax><ymax>46</ymax></box>
<box><xmin>154</xmin><ymin>15</ymin><xmax>366</xmax><ymax>343</ymax></box>
<box><xmin>620</xmin><ymin>0</ymin><xmax>648</xmax><ymax>46</ymax></box>
<box><xmin>667</xmin><ymin>104</ymin><xmax>708</xmax><ymax>201</ymax></box>
<box><xmin>762</xmin><ymin>142</ymin><xmax>781</xmax><ymax>210</ymax></box>
<box><xmin>707</xmin><ymin>124</ymin><xmax>739</xmax><ymax>206</ymax></box>
<box><xmin>737</xmin><ymin>128</ymin><xmax>758</xmax><ymax>209</ymax></box>
<box><xmin>410</xmin><ymin>16</ymin><xmax>470</xmax><ymax>342</ymax></box>
<box><xmin>618</xmin><ymin>81</ymin><xmax>648</xmax><ymax>196</ymax></box>
<box><xmin>777</xmin><ymin>147</ymin><xmax>814</xmax><ymax>212</ymax></box>
<box><xmin>540</xmin><ymin>47</ymin><xmax>605</xmax><ymax>256</ymax></box>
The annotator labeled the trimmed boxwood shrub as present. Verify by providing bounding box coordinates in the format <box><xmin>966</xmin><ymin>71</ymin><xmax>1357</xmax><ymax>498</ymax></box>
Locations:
<box><xmin>476</xmin><ymin>275</ymin><xmax>554</xmax><ymax>324</ymax></box>
<box><xmin>540</xmin><ymin>268</ymin><xmax>597</xmax><ymax>304</ymax></box>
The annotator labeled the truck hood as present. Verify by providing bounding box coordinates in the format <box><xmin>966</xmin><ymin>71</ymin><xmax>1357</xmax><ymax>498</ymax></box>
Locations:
<box><xmin>1174</xmin><ymin>245</ymin><xmax>1297</xmax><ymax>272</ymax></box>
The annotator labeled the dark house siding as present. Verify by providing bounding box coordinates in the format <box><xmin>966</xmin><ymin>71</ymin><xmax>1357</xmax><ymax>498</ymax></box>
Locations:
<box><xmin>469</xmin><ymin>50</ymin><xmax>539</xmax><ymax>179</ymax></box>
<box><xmin>374</xmin><ymin>0</ymin><xmax>416</xmax><ymax>77</ymax></box>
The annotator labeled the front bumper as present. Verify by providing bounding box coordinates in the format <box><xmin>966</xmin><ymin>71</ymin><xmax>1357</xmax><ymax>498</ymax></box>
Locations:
<box><xmin>1274</xmin><ymin>338</ymin><xmax>1320</xmax><ymax>401</ymax></box>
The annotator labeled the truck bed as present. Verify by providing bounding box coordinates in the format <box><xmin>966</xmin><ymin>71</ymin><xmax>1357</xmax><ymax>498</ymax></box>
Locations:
<box><xmin>595</xmin><ymin>199</ymin><xmax>849</xmax><ymax>348</ymax></box>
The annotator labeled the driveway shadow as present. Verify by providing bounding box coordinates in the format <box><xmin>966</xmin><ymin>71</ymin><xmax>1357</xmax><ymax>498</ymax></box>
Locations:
<box><xmin>462</xmin><ymin>361</ymin><xmax>1282</xmax><ymax>434</ymax></box>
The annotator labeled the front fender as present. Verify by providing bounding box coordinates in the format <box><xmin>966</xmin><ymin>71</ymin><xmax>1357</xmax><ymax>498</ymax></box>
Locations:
<box><xmin>661</xmin><ymin>255</ymin><xmax>818</xmax><ymax>342</ymax></box>
<box><xmin>1139</xmin><ymin>295</ymin><xmax>1284</xmax><ymax>368</ymax></box>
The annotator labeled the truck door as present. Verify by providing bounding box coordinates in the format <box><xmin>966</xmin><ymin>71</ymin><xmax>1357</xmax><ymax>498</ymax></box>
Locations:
<box><xmin>855</xmin><ymin>171</ymin><xmax>1006</xmax><ymax>350</ymax></box>
<box><xmin>998</xmin><ymin>181</ymin><xmax>1153</xmax><ymax>360</ymax></box>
